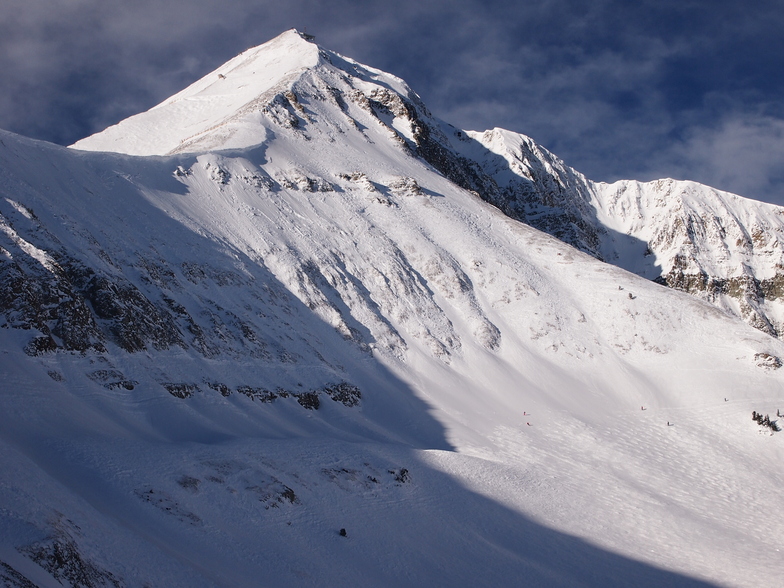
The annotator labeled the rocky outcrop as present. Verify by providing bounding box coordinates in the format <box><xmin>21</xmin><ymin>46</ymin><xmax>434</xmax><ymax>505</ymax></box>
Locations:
<box><xmin>170</xmin><ymin>381</ymin><xmax>362</xmax><ymax>409</ymax></box>
<box><xmin>656</xmin><ymin>268</ymin><xmax>779</xmax><ymax>336</ymax></box>
<box><xmin>0</xmin><ymin>250</ymin><xmax>185</xmax><ymax>356</ymax></box>
<box><xmin>19</xmin><ymin>518</ymin><xmax>124</xmax><ymax>588</ymax></box>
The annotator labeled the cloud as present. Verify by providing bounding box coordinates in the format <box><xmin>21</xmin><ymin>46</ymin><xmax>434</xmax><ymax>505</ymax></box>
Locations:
<box><xmin>662</xmin><ymin>114</ymin><xmax>784</xmax><ymax>204</ymax></box>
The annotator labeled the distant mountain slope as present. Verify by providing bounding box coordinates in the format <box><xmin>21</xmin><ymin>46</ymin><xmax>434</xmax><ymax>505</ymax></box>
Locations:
<box><xmin>0</xmin><ymin>30</ymin><xmax>779</xmax><ymax>587</ymax></box>
<box><xmin>459</xmin><ymin>129</ymin><xmax>784</xmax><ymax>337</ymax></box>
<box><xmin>593</xmin><ymin>178</ymin><xmax>784</xmax><ymax>336</ymax></box>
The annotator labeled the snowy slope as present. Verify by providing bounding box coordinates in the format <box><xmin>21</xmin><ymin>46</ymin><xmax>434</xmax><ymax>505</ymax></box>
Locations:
<box><xmin>453</xmin><ymin>127</ymin><xmax>784</xmax><ymax>338</ymax></box>
<box><xmin>0</xmin><ymin>30</ymin><xmax>782</xmax><ymax>587</ymax></box>
<box><xmin>71</xmin><ymin>31</ymin><xmax>322</xmax><ymax>156</ymax></box>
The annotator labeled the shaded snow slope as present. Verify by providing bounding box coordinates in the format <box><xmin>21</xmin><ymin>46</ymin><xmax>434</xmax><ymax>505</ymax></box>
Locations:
<box><xmin>0</xmin><ymin>30</ymin><xmax>779</xmax><ymax>587</ymax></box>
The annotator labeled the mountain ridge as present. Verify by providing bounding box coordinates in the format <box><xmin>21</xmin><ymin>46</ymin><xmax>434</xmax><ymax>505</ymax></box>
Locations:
<box><xmin>71</xmin><ymin>29</ymin><xmax>784</xmax><ymax>337</ymax></box>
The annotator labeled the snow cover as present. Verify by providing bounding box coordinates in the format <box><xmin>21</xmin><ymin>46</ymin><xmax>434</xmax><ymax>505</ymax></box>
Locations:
<box><xmin>0</xmin><ymin>30</ymin><xmax>782</xmax><ymax>587</ymax></box>
<box><xmin>71</xmin><ymin>30</ymin><xmax>320</xmax><ymax>156</ymax></box>
<box><xmin>461</xmin><ymin>127</ymin><xmax>784</xmax><ymax>337</ymax></box>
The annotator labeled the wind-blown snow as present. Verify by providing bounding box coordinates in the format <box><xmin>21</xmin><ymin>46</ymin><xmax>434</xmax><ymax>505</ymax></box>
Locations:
<box><xmin>0</xmin><ymin>30</ymin><xmax>781</xmax><ymax>587</ymax></box>
<box><xmin>71</xmin><ymin>30</ymin><xmax>320</xmax><ymax>156</ymax></box>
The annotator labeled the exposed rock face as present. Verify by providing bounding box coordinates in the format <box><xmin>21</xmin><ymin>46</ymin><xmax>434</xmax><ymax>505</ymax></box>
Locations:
<box><xmin>754</xmin><ymin>352</ymin><xmax>782</xmax><ymax>369</ymax></box>
<box><xmin>447</xmin><ymin>128</ymin><xmax>603</xmax><ymax>257</ymax></box>
<box><xmin>656</xmin><ymin>269</ymin><xmax>777</xmax><ymax>336</ymax></box>
<box><xmin>201</xmin><ymin>382</ymin><xmax>361</xmax><ymax>408</ymax></box>
<box><xmin>67</xmin><ymin>264</ymin><xmax>184</xmax><ymax>353</ymax></box>
<box><xmin>0</xmin><ymin>243</ymin><xmax>183</xmax><ymax>356</ymax></box>
<box><xmin>0</xmin><ymin>219</ymin><xmax>105</xmax><ymax>355</ymax></box>
<box><xmin>0</xmin><ymin>560</ymin><xmax>38</xmax><ymax>588</ymax></box>
<box><xmin>19</xmin><ymin>519</ymin><xmax>124</xmax><ymax>588</ymax></box>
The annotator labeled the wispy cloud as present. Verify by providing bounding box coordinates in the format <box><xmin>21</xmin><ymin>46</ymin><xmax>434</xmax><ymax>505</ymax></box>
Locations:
<box><xmin>661</xmin><ymin>113</ymin><xmax>784</xmax><ymax>202</ymax></box>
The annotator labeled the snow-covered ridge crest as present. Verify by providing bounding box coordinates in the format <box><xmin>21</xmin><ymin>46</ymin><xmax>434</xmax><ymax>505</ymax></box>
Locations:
<box><xmin>71</xmin><ymin>29</ymin><xmax>321</xmax><ymax>155</ymax></box>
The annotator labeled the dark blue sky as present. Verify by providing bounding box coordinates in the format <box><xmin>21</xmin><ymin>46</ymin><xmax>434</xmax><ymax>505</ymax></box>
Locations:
<box><xmin>2</xmin><ymin>0</ymin><xmax>783</xmax><ymax>203</ymax></box>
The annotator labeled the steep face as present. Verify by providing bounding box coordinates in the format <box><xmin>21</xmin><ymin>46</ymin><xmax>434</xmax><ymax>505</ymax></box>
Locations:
<box><xmin>591</xmin><ymin>179</ymin><xmax>784</xmax><ymax>336</ymax></box>
<box><xmin>452</xmin><ymin>128</ymin><xmax>604</xmax><ymax>257</ymax></box>
<box><xmin>457</xmin><ymin>129</ymin><xmax>784</xmax><ymax>338</ymax></box>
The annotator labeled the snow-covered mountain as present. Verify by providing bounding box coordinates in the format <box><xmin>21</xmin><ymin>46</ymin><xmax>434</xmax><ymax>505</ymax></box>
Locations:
<box><xmin>1</xmin><ymin>29</ymin><xmax>783</xmax><ymax>587</ymax></box>
<box><xmin>73</xmin><ymin>30</ymin><xmax>784</xmax><ymax>339</ymax></box>
<box><xmin>462</xmin><ymin>128</ymin><xmax>784</xmax><ymax>337</ymax></box>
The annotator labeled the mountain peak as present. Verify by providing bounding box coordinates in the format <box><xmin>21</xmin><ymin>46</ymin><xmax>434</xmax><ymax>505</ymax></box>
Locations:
<box><xmin>70</xmin><ymin>29</ymin><xmax>324</xmax><ymax>155</ymax></box>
